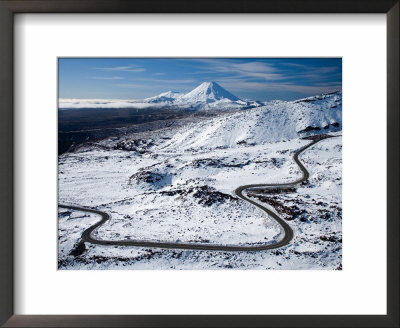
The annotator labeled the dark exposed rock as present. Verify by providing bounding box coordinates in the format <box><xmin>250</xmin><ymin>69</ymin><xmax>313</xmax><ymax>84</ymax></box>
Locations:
<box><xmin>131</xmin><ymin>171</ymin><xmax>161</xmax><ymax>183</ymax></box>
<box><xmin>160</xmin><ymin>185</ymin><xmax>237</xmax><ymax>207</ymax></box>
<box><xmin>294</xmin><ymin>98</ymin><xmax>316</xmax><ymax>104</ymax></box>
<box><xmin>270</xmin><ymin>157</ymin><xmax>285</xmax><ymax>167</ymax></box>
<box><xmin>68</xmin><ymin>250</ymin><xmax>163</xmax><ymax>266</ymax></box>
<box><xmin>160</xmin><ymin>188</ymin><xmax>193</xmax><ymax>196</ymax></box>
<box><xmin>113</xmin><ymin>138</ymin><xmax>154</xmax><ymax>152</ymax></box>
<box><xmin>248</xmin><ymin>194</ymin><xmax>306</xmax><ymax>221</ymax></box>
<box><xmin>192</xmin><ymin>158</ymin><xmax>224</xmax><ymax>168</ymax></box>
<box><xmin>69</xmin><ymin>241</ymin><xmax>86</xmax><ymax>257</ymax></box>
<box><xmin>130</xmin><ymin>170</ymin><xmax>171</xmax><ymax>187</ymax></box>
<box><xmin>192</xmin><ymin>158</ymin><xmax>250</xmax><ymax>169</ymax></box>
<box><xmin>302</xmin><ymin>133</ymin><xmax>333</xmax><ymax>142</ymax></box>
<box><xmin>298</xmin><ymin>126</ymin><xmax>321</xmax><ymax>133</ymax></box>
<box><xmin>247</xmin><ymin>186</ymin><xmax>296</xmax><ymax>195</ymax></box>
<box><xmin>192</xmin><ymin>185</ymin><xmax>237</xmax><ymax>206</ymax></box>
<box><xmin>293</xmin><ymin>91</ymin><xmax>340</xmax><ymax>104</ymax></box>
<box><xmin>320</xmin><ymin>235</ymin><xmax>342</xmax><ymax>243</ymax></box>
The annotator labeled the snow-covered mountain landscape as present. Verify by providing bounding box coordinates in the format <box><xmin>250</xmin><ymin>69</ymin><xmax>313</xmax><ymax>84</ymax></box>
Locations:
<box><xmin>59</xmin><ymin>82</ymin><xmax>262</xmax><ymax>110</ymax></box>
<box><xmin>58</xmin><ymin>81</ymin><xmax>342</xmax><ymax>270</ymax></box>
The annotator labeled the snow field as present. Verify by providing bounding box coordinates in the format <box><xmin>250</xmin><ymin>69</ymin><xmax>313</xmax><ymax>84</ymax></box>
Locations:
<box><xmin>58</xmin><ymin>93</ymin><xmax>342</xmax><ymax>269</ymax></box>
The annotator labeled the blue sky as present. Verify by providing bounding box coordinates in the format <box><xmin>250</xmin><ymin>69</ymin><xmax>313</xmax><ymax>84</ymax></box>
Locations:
<box><xmin>58</xmin><ymin>58</ymin><xmax>341</xmax><ymax>101</ymax></box>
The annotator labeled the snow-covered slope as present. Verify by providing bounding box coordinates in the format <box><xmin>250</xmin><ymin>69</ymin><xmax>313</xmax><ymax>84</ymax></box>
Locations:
<box><xmin>161</xmin><ymin>91</ymin><xmax>342</xmax><ymax>150</ymax></box>
<box><xmin>144</xmin><ymin>91</ymin><xmax>184</xmax><ymax>103</ymax></box>
<box><xmin>58</xmin><ymin>88</ymin><xmax>342</xmax><ymax>270</ymax></box>
<box><xmin>59</xmin><ymin>132</ymin><xmax>342</xmax><ymax>269</ymax></box>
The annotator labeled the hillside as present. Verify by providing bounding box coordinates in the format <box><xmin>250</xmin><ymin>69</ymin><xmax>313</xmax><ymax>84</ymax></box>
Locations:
<box><xmin>159</xmin><ymin>91</ymin><xmax>342</xmax><ymax>150</ymax></box>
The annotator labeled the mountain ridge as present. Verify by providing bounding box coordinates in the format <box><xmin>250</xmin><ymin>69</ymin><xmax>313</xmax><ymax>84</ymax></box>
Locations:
<box><xmin>59</xmin><ymin>82</ymin><xmax>341</xmax><ymax>112</ymax></box>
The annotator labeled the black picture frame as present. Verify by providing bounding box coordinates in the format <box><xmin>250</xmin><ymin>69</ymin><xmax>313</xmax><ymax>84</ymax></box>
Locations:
<box><xmin>0</xmin><ymin>1</ymin><xmax>398</xmax><ymax>327</ymax></box>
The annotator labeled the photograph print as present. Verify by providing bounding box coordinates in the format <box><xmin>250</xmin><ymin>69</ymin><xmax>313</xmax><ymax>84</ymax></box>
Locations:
<box><xmin>58</xmin><ymin>58</ymin><xmax>342</xmax><ymax>270</ymax></box>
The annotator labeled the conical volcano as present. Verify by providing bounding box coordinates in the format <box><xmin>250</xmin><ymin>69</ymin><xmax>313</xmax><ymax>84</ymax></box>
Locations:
<box><xmin>180</xmin><ymin>81</ymin><xmax>240</xmax><ymax>103</ymax></box>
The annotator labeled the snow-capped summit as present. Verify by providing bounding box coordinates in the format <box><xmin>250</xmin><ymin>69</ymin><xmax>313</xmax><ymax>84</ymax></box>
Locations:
<box><xmin>144</xmin><ymin>91</ymin><xmax>183</xmax><ymax>103</ymax></box>
<box><xmin>59</xmin><ymin>82</ymin><xmax>255</xmax><ymax>110</ymax></box>
<box><xmin>180</xmin><ymin>81</ymin><xmax>240</xmax><ymax>103</ymax></box>
<box><xmin>144</xmin><ymin>82</ymin><xmax>241</xmax><ymax>107</ymax></box>
<box><xmin>171</xmin><ymin>81</ymin><xmax>249</xmax><ymax>110</ymax></box>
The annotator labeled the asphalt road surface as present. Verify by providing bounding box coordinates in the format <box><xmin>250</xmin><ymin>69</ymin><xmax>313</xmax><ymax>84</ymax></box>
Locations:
<box><xmin>59</xmin><ymin>134</ymin><xmax>335</xmax><ymax>252</ymax></box>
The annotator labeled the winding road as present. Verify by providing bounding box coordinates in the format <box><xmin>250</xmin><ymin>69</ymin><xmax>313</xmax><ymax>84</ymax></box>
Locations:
<box><xmin>59</xmin><ymin>134</ymin><xmax>335</xmax><ymax>252</ymax></box>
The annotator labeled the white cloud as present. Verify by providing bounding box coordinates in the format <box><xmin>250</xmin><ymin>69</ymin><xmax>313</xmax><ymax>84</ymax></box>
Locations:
<box><xmin>116</xmin><ymin>83</ymin><xmax>142</xmax><ymax>88</ymax></box>
<box><xmin>152</xmin><ymin>79</ymin><xmax>196</xmax><ymax>84</ymax></box>
<box><xmin>91</xmin><ymin>76</ymin><xmax>123</xmax><ymax>80</ymax></box>
<box><xmin>94</xmin><ymin>66</ymin><xmax>145</xmax><ymax>73</ymax></box>
<box><xmin>216</xmin><ymin>79</ymin><xmax>341</xmax><ymax>97</ymax></box>
<box><xmin>189</xmin><ymin>59</ymin><xmax>286</xmax><ymax>81</ymax></box>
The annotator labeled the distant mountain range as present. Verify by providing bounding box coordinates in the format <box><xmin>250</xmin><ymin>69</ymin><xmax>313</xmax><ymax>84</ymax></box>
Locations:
<box><xmin>59</xmin><ymin>81</ymin><xmax>263</xmax><ymax>110</ymax></box>
<box><xmin>59</xmin><ymin>82</ymin><xmax>342</xmax><ymax>153</ymax></box>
